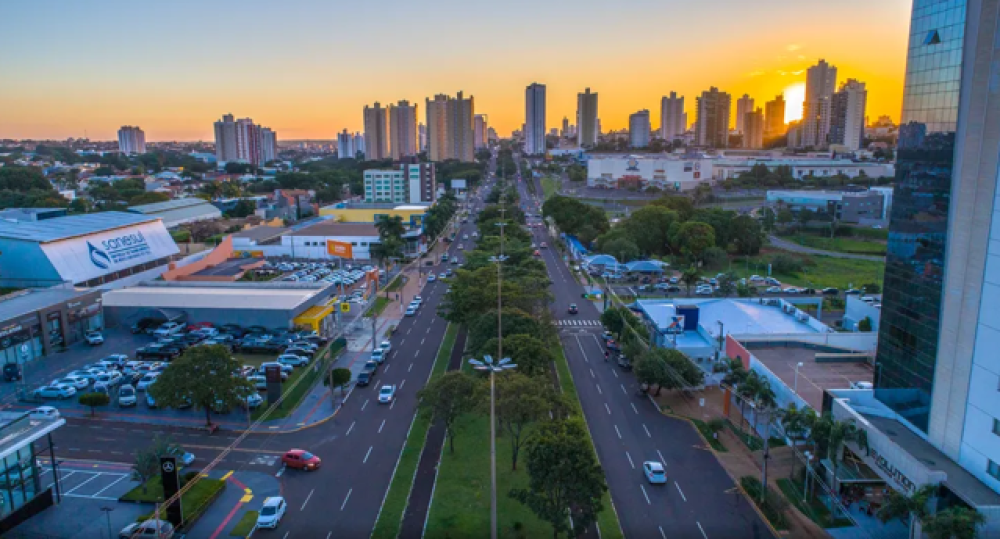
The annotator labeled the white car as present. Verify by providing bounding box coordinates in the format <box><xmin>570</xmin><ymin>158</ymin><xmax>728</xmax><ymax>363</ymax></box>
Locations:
<box><xmin>33</xmin><ymin>384</ymin><xmax>76</xmax><ymax>400</ymax></box>
<box><xmin>379</xmin><ymin>341</ymin><xmax>391</xmax><ymax>354</ymax></box>
<box><xmin>53</xmin><ymin>375</ymin><xmax>90</xmax><ymax>390</ymax></box>
<box><xmin>93</xmin><ymin>372</ymin><xmax>122</xmax><ymax>388</ymax></box>
<box><xmin>427</xmin><ymin>274</ymin><xmax>436</xmax><ymax>283</ymax></box>
<box><xmin>69</xmin><ymin>368</ymin><xmax>106</xmax><ymax>383</ymax></box>
<box><xmin>136</xmin><ymin>373</ymin><xmax>159</xmax><ymax>391</ymax></box>
<box><xmin>119</xmin><ymin>384</ymin><xmax>138</xmax><ymax>407</ymax></box>
<box><xmin>28</xmin><ymin>406</ymin><xmax>61</xmax><ymax>420</ymax></box>
<box><xmin>695</xmin><ymin>287</ymin><xmax>714</xmax><ymax>296</ymax></box>
<box><xmin>378</xmin><ymin>384</ymin><xmax>397</xmax><ymax>404</ymax></box>
<box><xmin>84</xmin><ymin>331</ymin><xmax>104</xmax><ymax>345</ymax></box>
<box><xmin>405</xmin><ymin>306</ymin><xmax>417</xmax><ymax>317</ymax></box>
<box><xmin>784</xmin><ymin>287</ymin><xmax>802</xmax><ymax>294</ymax></box>
<box><xmin>96</xmin><ymin>354</ymin><xmax>129</xmax><ymax>369</ymax></box>
<box><xmin>153</xmin><ymin>322</ymin><xmax>184</xmax><ymax>338</ymax></box>
<box><xmin>256</xmin><ymin>497</ymin><xmax>287</xmax><ymax>529</ymax></box>
<box><xmin>643</xmin><ymin>461</ymin><xmax>667</xmax><ymax>484</ymax></box>
<box><xmin>244</xmin><ymin>392</ymin><xmax>263</xmax><ymax>409</ymax></box>
<box><xmin>277</xmin><ymin>354</ymin><xmax>309</xmax><ymax>367</ymax></box>
<box><xmin>766</xmin><ymin>286</ymin><xmax>784</xmax><ymax>294</ymax></box>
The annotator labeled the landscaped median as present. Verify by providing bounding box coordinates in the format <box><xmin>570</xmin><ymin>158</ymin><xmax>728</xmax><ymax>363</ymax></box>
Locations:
<box><xmin>370</xmin><ymin>323</ymin><xmax>458</xmax><ymax>539</ymax></box>
<box><xmin>120</xmin><ymin>471</ymin><xmax>226</xmax><ymax>530</ymax></box>
<box><xmin>249</xmin><ymin>337</ymin><xmax>346</xmax><ymax>421</ymax></box>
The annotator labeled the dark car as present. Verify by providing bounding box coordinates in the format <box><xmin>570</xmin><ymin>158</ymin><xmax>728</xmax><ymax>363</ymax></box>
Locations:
<box><xmin>135</xmin><ymin>345</ymin><xmax>180</xmax><ymax>361</ymax></box>
<box><xmin>130</xmin><ymin>318</ymin><xmax>164</xmax><ymax>334</ymax></box>
<box><xmin>802</xmin><ymin>288</ymin><xmax>817</xmax><ymax>295</ymax></box>
<box><xmin>356</xmin><ymin>371</ymin><xmax>372</xmax><ymax>387</ymax></box>
<box><xmin>616</xmin><ymin>354</ymin><xmax>632</xmax><ymax>371</ymax></box>
<box><xmin>822</xmin><ymin>287</ymin><xmax>840</xmax><ymax>295</ymax></box>
<box><xmin>568</xmin><ymin>304</ymin><xmax>578</xmax><ymax>315</ymax></box>
<box><xmin>221</xmin><ymin>324</ymin><xmax>245</xmax><ymax>337</ymax></box>
<box><xmin>844</xmin><ymin>288</ymin><xmax>862</xmax><ymax>295</ymax></box>
<box><xmin>364</xmin><ymin>360</ymin><xmax>378</xmax><ymax>375</ymax></box>
<box><xmin>3</xmin><ymin>363</ymin><xmax>22</xmax><ymax>382</ymax></box>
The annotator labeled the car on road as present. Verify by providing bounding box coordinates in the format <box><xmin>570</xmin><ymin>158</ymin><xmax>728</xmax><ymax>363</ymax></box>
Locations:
<box><xmin>34</xmin><ymin>383</ymin><xmax>76</xmax><ymax>399</ymax></box>
<box><xmin>282</xmin><ymin>449</ymin><xmax>321</xmax><ymax>470</ymax></box>
<box><xmin>356</xmin><ymin>371</ymin><xmax>372</xmax><ymax>387</ymax></box>
<box><xmin>378</xmin><ymin>384</ymin><xmax>397</xmax><ymax>404</ymax></box>
<box><xmin>643</xmin><ymin>461</ymin><xmax>667</xmax><ymax>484</ymax></box>
<box><xmin>371</xmin><ymin>349</ymin><xmax>385</xmax><ymax>364</ymax></box>
<box><xmin>364</xmin><ymin>360</ymin><xmax>378</xmax><ymax>375</ymax></box>
<box><xmin>784</xmin><ymin>287</ymin><xmax>802</xmax><ymax>294</ymax></box>
<box><xmin>616</xmin><ymin>354</ymin><xmax>632</xmax><ymax>370</ymax></box>
<box><xmin>533</xmin><ymin>250</ymin><xmax>541</xmax><ymax>257</ymax></box>
<box><xmin>458</xmin><ymin>244</ymin><xmax>464</xmax><ymax>250</ymax></box>
<box><xmin>119</xmin><ymin>519</ymin><xmax>175</xmax><ymax>539</ymax></box>
<box><xmin>405</xmin><ymin>306</ymin><xmax>418</xmax><ymax>317</ymax></box>
<box><xmin>765</xmin><ymin>286</ymin><xmax>783</xmax><ymax>294</ymax></box>
<box><xmin>28</xmin><ymin>406</ymin><xmax>61</xmax><ymax>420</ymax></box>
<box><xmin>822</xmin><ymin>287</ymin><xmax>840</xmax><ymax>295</ymax></box>
<box><xmin>844</xmin><ymin>288</ymin><xmax>862</xmax><ymax>295</ymax></box>
<box><xmin>568</xmin><ymin>304</ymin><xmax>578</xmax><ymax>315</ymax></box>
<box><xmin>540</xmin><ymin>242</ymin><xmax>547</xmax><ymax>248</ymax></box>
<box><xmin>84</xmin><ymin>331</ymin><xmax>104</xmax><ymax>345</ymax></box>
<box><xmin>427</xmin><ymin>274</ymin><xmax>436</xmax><ymax>283</ymax></box>
<box><xmin>256</xmin><ymin>497</ymin><xmax>287</xmax><ymax>529</ymax></box>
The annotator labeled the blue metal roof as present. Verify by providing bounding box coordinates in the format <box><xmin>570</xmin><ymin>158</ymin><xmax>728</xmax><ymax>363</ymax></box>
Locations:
<box><xmin>128</xmin><ymin>198</ymin><xmax>211</xmax><ymax>214</ymax></box>
<box><xmin>0</xmin><ymin>211</ymin><xmax>160</xmax><ymax>243</ymax></box>
<box><xmin>625</xmin><ymin>260</ymin><xmax>668</xmax><ymax>273</ymax></box>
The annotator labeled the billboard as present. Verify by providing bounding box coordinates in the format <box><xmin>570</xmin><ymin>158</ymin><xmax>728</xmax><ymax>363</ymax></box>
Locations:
<box><xmin>450</xmin><ymin>179</ymin><xmax>467</xmax><ymax>190</ymax></box>
<box><xmin>39</xmin><ymin>220</ymin><xmax>180</xmax><ymax>284</ymax></box>
<box><xmin>326</xmin><ymin>240</ymin><xmax>353</xmax><ymax>259</ymax></box>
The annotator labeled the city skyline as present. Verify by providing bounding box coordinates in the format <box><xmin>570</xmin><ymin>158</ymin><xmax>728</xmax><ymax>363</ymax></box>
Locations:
<box><xmin>0</xmin><ymin>0</ymin><xmax>910</xmax><ymax>141</ymax></box>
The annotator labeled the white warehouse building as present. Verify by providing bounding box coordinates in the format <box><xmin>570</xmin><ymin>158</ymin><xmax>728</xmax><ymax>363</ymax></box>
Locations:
<box><xmin>586</xmin><ymin>155</ymin><xmax>710</xmax><ymax>192</ymax></box>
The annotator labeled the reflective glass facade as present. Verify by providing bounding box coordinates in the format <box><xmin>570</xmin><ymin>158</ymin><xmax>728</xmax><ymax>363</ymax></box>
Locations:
<box><xmin>874</xmin><ymin>0</ymin><xmax>967</xmax><ymax>432</ymax></box>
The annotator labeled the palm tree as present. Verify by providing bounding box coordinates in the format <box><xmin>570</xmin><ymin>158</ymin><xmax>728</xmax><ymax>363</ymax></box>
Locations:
<box><xmin>681</xmin><ymin>266</ymin><xmax>701</xmax><ymax>296</ymax></box>
<box><xmin>923</xmin><ymin>506</ymin><xmax>986</xmax><ymax>539</ymax></box>
<box><xmin>780</xmin><ymin>403</ymin><xmax>816</xmax><ymax>443</ymax></box>
<box><xmin>808</xmin><ymin>414</ymin><xmax>868</xmax><ymax>507</ymax></box>
<box><xmin>718</xmin><ymin>358</ymin><xmax>748</xmax><ymax>421</ymax></box>
<box><xmin>879</xmin><ymin>487</ymin><xmax>986</xmax><ymax>539</ymax></box>
<box><xmin>877</xmin><ymin>484</ymin><xmax>936</xmax><ymax>539</ymax></box>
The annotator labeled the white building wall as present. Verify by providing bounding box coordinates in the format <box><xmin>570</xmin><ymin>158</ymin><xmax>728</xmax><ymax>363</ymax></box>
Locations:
<box><xmin>281</xmin><ymin>234</ymin><xmax>377</xmax><ymax>260</ymax></box>
<box><xmin>586</xmin><ymin>157</ymin><xmax>706</xmax><ymax>191</ymax></box>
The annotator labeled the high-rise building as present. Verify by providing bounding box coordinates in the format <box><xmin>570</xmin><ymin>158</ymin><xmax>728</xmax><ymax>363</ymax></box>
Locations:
<box><xmin>576</xmin><ymin>88</ymin><xmax>599</xmax><ymax>147</ymax></box>
<box><xmin>735</xmin><ymin>94</ymin><xmax>754</xmax><ymax>134</ymax></box>
<box><xmin>418</xmin><ymin>123</ymin><xmax>427</xmax><ymax>152</ymax></box>
<box><xmin>474</xmin><ymin>114</ymin><xmax>488</xmax><ymax>149</ymax></box>
<box><xmin>628</xmin><ymin>110</ymin><xmax>651</xmax><ymax>148</ymax></box>
<box><xmin>353</xmin><ymin>132</ymin><xmax>365</xmax><ymax>157</ymax></box>
<box><xmin>764</xmin><ymin>95</ymin><xmax>786</xmax><ymax>137</ymax></box>
<box><xmin>388</xmin><ymin>100</ymin><xmax>418</xmax><ymax>159</ymax></box>
<box><xmin>875</xmin><ymin>0</ymin><xmax>1000</xmax><ymax>504</ymax></box>
<box><xmin>561</xmin><ymin>117</ymin><xmax>570</xmax><ymax>138</ymax></box>
<box><xmin>213</xmin><ymin>114</ymin><xmax>276</xmax><ymax>166</ymax></box>
<box><xmin>337</xmin><ymin>129</ymin><xmax>354</xmax><ymax>159</ymax></box>
<box><xmin>363</xmin><ymin>162</ymin><xmax>436</xmax><ymax>204</ymax></box>
<box><xmin>828</xmin><ymin>79</ymin><xmax>867</xmax><ymax>151</ymax></box>
<box><xmin>742</xmin><ymin>107</ymin><xmax>764</xmax><ymax>149</ymax></box>
<box><xmin>525</xmin><ymin>83</ymin><xmax>546</xmax><ymax>155</ymax></box>
<box><xmin>660</xmin><ymin>92</ymin><xmax>686</xmax><ymax>141</ymax></box>
<box><xmin>425</xmin><ymin>91</ymin><xmax>475</xmax><ymax>162</ymax></box>
<box><xmin>487</xmin><ymin>127</ymin><xmax>498</xmax><ymax>143</ymax></box>
<box><xmin>117</xmin><ymin>126</ymin><xmax>146</xmax><ymax>155</ymax></box>
<box><xmin>363</xmin><ymin>102</ymin><xmax>390</xmax><ymax>160</ymax></box>
<box><xmin>694</xmin><ymin>87</ymin><xmax>731</xmax><ymax>148</ymax></box>
<box><xmin>801</xmin><ymin>59</ymin><xmax>838</xmax><ymax>148</ymax></box>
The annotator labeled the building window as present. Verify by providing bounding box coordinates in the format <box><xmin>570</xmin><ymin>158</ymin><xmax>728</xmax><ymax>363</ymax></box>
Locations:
<box><xmin>993</xmin><ymin>418</ymin><xmax>1000</xmax><ymax>437</ymax></box>
<box><xmin>989</xmin><ymin>460</ymin><xmax>1000</xmax><ymax>481</ymax></box>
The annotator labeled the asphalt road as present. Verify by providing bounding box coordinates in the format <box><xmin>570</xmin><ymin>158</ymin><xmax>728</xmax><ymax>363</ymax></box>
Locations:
<box><xmin>768</xmin><ymin>234</ymin><xmax>885</xmax><ymax>262</ymax></box>
<box><xmin>516</xmin><ymin>164</ymin><xmax>776</xmax><ymax>539</ymax></box>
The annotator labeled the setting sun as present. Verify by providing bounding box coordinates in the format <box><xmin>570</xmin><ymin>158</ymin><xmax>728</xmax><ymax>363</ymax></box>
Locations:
<box><xmin>783</xmin><ymin>82</ymin><xmax>806</xmax><ymax>123</ymax></box>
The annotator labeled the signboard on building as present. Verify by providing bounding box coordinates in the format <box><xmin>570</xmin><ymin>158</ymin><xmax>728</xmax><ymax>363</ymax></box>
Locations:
<box><xmin>39</xmin><ymin>220</ymin><xmax>179</xmax><ymax>284</ymax></box>
<box><xmin>450</xmin><ymin>179</ymin><xmax>467</xmax><ymax>190</ymax></box>
<box><xmin>326</xmin><ymin>240</ymin><xmax>353</xmax><ymax>259</ymax></box>
<box><xmin>234</xmin><ymin>250</ymin><xmax>265</xmax><ymax>258</ymax></box>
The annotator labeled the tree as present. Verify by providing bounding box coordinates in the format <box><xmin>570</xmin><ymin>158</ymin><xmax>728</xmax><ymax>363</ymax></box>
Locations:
<box><xmin>779</xmin><ymin>403</ymin><xmax>816</xmax><ymax>442</ymax></box>
<box><xmin>128</xmin><ymin>192</ymin><xmax>171</xmax><ymax>206</ymax></box>
<box><xmin>623</xmin><ymin>206</ymin><xmax>678</xmax><ymax>256</ymax></box>
<box><xmin>417</xmin><ymin>371</ymin><xmax>479</xmax><ymax>454</ymax></box>
<box><xmin>674</xmin><ymin>221</ymin><xmax>716</xmax><ymax>264</ymax></box>
<box><xmin>602</xmin><ymin>237</ymin><xmax>640</xmax><ymax>263</ymax></box>
<box><xmin>325</xmin><ymin>367</ymin><xmax>352</xmax><ymax>397</ymax></box>
<box><xmin>731</xmin><ymin>215</ymin><xmax>764</xmax><ymax>256</ymax></box>
<box><xmin>78</xmin><ymin>392</ymin><xmax>110</xmax><ymax>416</ymax></box>
<box><xmin>877</xmin><ymin>484</ymin><xmax>937</xmax><ymax>539</ymax></box>
<box><xmin>858</xmin><ymin>316</ymin><xmax>873</xmax><ymax>332</ymax></box>
<box><xmin>761</xmin><ymin>208</ymin><xmax>776</xmax><ymax>232</ymax></box>
<box><xmin>923</xmin><ymin>506</ymin><xmax>986</xmax><ymax>539</ymax></box>
<box><xmin>510</xmin><ymin>419</ymin><xmax>607</xmax><ymax>538</ymax></box>
<box><xmin>716</xmin><ymin>272</ymin><xmax>737</xmax><ymax>297</ymax></box>
<box><xmin>148</xmin><ymin>345</ymin><xmax>256</xmax><ymax>427</ymax></box>
<box><xmin>131</xmin><ymin>435</ymin><xmax>181</xmax><ymax>493</ymax></box>
<box><xmin>776</xmin><ymin>208</ymin><xmax>795</xmax><ymax>227</ymax></box>
<box><xmin>808</xmin><ymin>414</ymin><xmax>868</xmax><ymax>499</ymax></box>
<box><xmin>228</xmin><ymin>199</ymin><xmax>257</xmax><ymax>218</ymax></box>
<box><xmin>493</xmin><ymin>373</ymin><xmax>563</xmax><ymax>471</ymax></box>
<box><xmin>681</xmin><ymin>266</ymin><xmax>701</xmax><ymax>296</ymax></box>
<box><xmin>478</xmin><ymin>334</ymin><xmax>553</xmax><ymax>378</ymax></box>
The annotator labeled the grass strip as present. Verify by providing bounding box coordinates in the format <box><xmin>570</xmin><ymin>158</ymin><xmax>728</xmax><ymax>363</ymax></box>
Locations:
<box><xmin>690</xmin><ymin>418</ymin><xmax>728</xmax><ymax>452</ymax></box>
<box><xmin>229</xmin><ymin>510</ymin><xmax>258</xmax><ymax>537</ymax></box>
<box><xmin>124</xmin><ymin>475</ymin><xmax>226</xmax><ymax>528</ymax></box>
<box><xmin>739</xmin><ymin>476</ymin><xmax>790</xmax><ymax>531</ymax></box>
<box><xmin>250</xmin><ymin>339</ymin><xmax>346</xmax><ymax>420</ymax></box>
<box><xmin>776</xmin><ymin>479</ymin><xmax>852</xmax><ymax>529</ymax></box>
<box><xmin>366</xmin><ymin>296</ymin><xmax>391</xmax><ymax>318</ymax></box>
<box><xmin>370</xmin><ymin>323</ymin><xmax>458</xmax><ymax>539</ymax></box>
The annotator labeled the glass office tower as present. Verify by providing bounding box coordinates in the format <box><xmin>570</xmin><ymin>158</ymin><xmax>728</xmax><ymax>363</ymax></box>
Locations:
<box><xmin>874</xmin><ymin>0</ymin><xmax>966</xmax><ymax>432</ymax></box>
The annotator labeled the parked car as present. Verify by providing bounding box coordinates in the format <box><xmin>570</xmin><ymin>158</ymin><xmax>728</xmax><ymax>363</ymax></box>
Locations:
<box><xmin>371</xmin><ymin>349</ymin><xmax>385</xmax><ymax>364</ymax></box>
<box><xmin>53</xmin><ymin>376</ymin><xmax>89</xmax><ymax>390</ymax></box>
<box><xmin>617</xmin><ymin>354</ymin><xmax>632</xmax><ymax>371</ymax></box>
<box><xmin>153</xmin><ymin>322</ymin><xmax>184</xmax><ymax>338</ymax></box>
<box><xmin>277</xmin><ymin>354</ymin><xmax>309</xmax><ymax>368</ymax></box>
<box><xmin>260</xmin><ymin>362</ymin><xmax>293</xmax><ymax>376</ymax></box>
<box><xmin>3</xmin><ymin>363</ymin><xmax>22</xmax><ymax>382</ymax></box>
<box><xmin>119</xmin><ymin>519</ymin><xmax>175</xmax><ymax>539</ymax></box>
<box><xmin>244</xmin><ymin>392</ymin><xmax>263</xmax><ymax>409</ymax></box>
<box><xmin>765</xmin><ymin>286</ymin><xmax>783</xmax><ymax>294</ymax></box>
<box><xmin>256</xmin><ymin>497</ymin><xmax>287</xmax><ymax>529</ymax></box>
<box><xmin>33</xmin><ymin>384</ymin><xmax>76</xmax><ymax>399</ymax></box>
<box><xmin>130</xmin><ymin>318</ymin><xmax>164</xmax><ymax>334</ymax></box>
<box><xmin>281</xmin><ymin>449</ymin><xmax>321</xmax><ymax>471</ymax></box>
<box><xmin>84</xmin><ymin>331</ymin><xmax>104</xmax><ymax>345</ymax></box>
<box><xmin>356</xmin><ymin>371</ymin><xmax>372</xmax><ymax>387</ymax></box>
<box><xmin>136</xmin><ymin>374</ymin><xmax>159</xmax><ymax>391</ymax></box>
<box><xmin>28</xmin><ymin>406</ymin><xmax>61</xmax><ymax>420</ymax></box>
<box><xmin>822</xmin><ymin>287</ymin><xmax>840</xmax><ymax>295</ymax></box>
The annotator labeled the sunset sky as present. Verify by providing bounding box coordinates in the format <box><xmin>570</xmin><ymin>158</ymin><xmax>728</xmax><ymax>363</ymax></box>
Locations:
<box><xmin>0</xmin><ymin>0</ymin><xmax>912</xmax><ymax>141</ymax></box>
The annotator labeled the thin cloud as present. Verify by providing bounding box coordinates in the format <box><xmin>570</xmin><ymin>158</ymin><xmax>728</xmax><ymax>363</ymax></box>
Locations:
<box><xmin>778</xmin><ymin>69</ymin><xmax>805</xmax><ymax>76</ymax></box>
<box><xmin>746</xmin><ymin>70</ymin><xmax>766</xmax><ymax>77</ymax></box>
<box><xmin>786</xmin><ymin>44</ymin><xmax>802</xmax><ymax>51</ymax></box>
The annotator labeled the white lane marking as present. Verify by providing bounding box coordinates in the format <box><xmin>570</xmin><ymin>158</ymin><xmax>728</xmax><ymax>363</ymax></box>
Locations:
<box><xmin>612</xmin><ymin>369</ymin><xmax>619</xmax><ymax>378</ymax></box>
<box><xmin>675</xmin><ymin>482</ymin><xmax>687</xmax><ymax>502</ymax></box>
<box><xmin>400</xmin><ymin>379</ymin><xmax>406</xmax><ymax>389</ymax></box>
<box><xmin>426</xmin><ymin>327</ymin><xmax>431</xmax><ymax>334</ymax></box>
<box><xmin>697</xmin><ymin>521</ymin><xmax>707</xmax><ymax>539</ymax></box>
<box><xmin>275</xmin><ymin>466</ymin><xmax>285</xmax><ymax>478</ymax></box>
<box><xmin>363</xmin><ymin>446</ymin><xmax>373</xmax><ymax>463</ymax></box>
<box><xmin>604</xmin><ymin>403</ymin><xmax>611</xmax><ymax>415</ymax></box>
<box><xmin>64</xmin><ymin>474</ymin><xmax>101</xmax><ymax>494</ymax></box>
<box><xmin>596</xmin><ymin>384</ymin><xmax>602</xmax><ymax>395</ymax></box>
<box><xmin>301</xmin><ymin>488</ymin><xmax>315</xmax><ymax>511</ymax></box>
<box><xmin>631</xmin><ymin>403</ymin><xmax>639</xmax><ymax>415</ymax></box>
<box><xmin>346</xmin><ymin>421</ymin><xmax>355</xmax><ymax>436</ymax></box>
<box><xmin>379</xmin><ymin>419</ymin><xmax>386</xmax><ymax>433</ymax></box>
<box><xmin>640</xmin><ymin>484</ymin><xmax>651</xmax><ymax>505</ymax></box>
<box><xmin>408</xmin><ymin>363</ymin><xmax>413</xmax><ymax>372</ymax></box>
<box><xmin>407</xmin><ymin>328</ymin><xmax>411</xmax><ymax>335</ymax></box>
<box><xmin>615</xmin><ymin>425</ymin><xmax>622</xmax><ymax>439</ymax></box>
<box><xmin>326</xmin><ymin>532</ymin><xmax>333</xmax><ymax>539</ymax></box>
<box><xmin>620</xmin><ymin>384</ymin><xmax>627</xmax><ymax>395</ymax></box>
<box><xmin>362</xmin><ymin>399</ymin><xmax>369</xmax><ymax>411</ymax></box>
<box><xmin>659</xmin><ymin>526</ymin><xmax>667</xmax><ymax>539</ymax></box>
<box><xmin>283</xmin><ymin>532</ymin><xmax>290</xmax><ymax>539</ymax></box>
<box><xmin>415</xmin><ymin>349</ymin><xmax>421</xmax><ymax>356</ymax></box>
<box><xmin>626</xmin><ymin>451</ymin><xmax>634</xmax><ymax>469</ymax></box>
<box><xmin>590</xmin><ymin>368</ymin><xmax>595</xmax><ymax>378</ymax></box>
<box><xmin>421</xmin><ymin>338</ymin><xmax>426</xmax><ymax>345</ymax></box>
<box><xmin>400</xmin><ymin>339</ymin><xmax>405</xmax><ymax>345</ymax></box>
<box><xmin>657</xmin><ymin>449</ymin><xmax>666</xmax><ymax>465</ymax></box>
<box><xmin>384</xmin><ymin>364</ymin><xmax>391</xmax><ymax>373</ymax></box>
<box><xmin>340</xmin><ymin>488</ymin><xmax>353</xmax><ymax>510</ymax></box>
<box><xmin>643</xmin><ymin>424</ymin><xmax>651</xmax><ymax>437</ymax></box>
<box><xmin>93</xmin><ymin>474</ymin><xmax>128</xmax><ymax>496</ymax></box>
<box><xmin>390</xmin><ymin>399</ymin><xmax>396</xmax><ymax>409</ymax></box>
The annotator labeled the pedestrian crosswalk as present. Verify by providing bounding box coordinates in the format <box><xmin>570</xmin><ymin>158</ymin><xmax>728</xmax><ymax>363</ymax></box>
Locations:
<box><xmin>556</xmin><ymin>319</ymin><xmax>601</xmax><ymax>327</ymax></box>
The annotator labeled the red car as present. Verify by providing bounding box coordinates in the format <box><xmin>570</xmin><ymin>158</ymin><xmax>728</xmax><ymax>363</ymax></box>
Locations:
<box><xmin>282</xmin><ymin>449</ymin><xmax>321</xmax><ymax>471</ymax></box>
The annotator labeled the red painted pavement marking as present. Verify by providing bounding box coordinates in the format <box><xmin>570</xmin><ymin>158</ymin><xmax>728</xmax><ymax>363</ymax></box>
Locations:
<box><xmin>208</xmin><ymin>474</ymin><xmax>250</xmax><ymax>539</ymax></box>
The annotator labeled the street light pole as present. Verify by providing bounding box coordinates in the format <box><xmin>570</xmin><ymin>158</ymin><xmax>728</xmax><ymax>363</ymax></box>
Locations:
<box><xmin>793</xmin><ymin>361</ymin><xmax>803</xmax><ymax>395</ymax></box>
<box><xmin>469</xmin><ymin>355</ymin><xmax>517</xmax><ymax>539</ymax></box>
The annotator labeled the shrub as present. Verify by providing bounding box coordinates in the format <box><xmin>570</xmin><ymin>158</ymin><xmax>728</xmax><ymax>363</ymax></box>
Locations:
<box><xmin>701</xmin><ymin>246</ymin><xmax>729</xmax><ymax>270</ymax></box>
<box><xmin>770</xmin><ymin>254</ymin><xmax>803</xmax><ymax>274</ymax></box>
<box><xmin>740</xmin><ymin>476</ymin><xmax>789</xmax><ymax>530</ymax></box>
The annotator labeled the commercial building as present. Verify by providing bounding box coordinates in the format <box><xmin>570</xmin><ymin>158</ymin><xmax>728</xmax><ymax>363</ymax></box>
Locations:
<box><xmin>712</xmin><ymin>158</ymin><xmax>894</xmax><ymax>181</ymax></box>
<box><xmin>828</xmin><ymin>79</ymin><xmax>868</xmax><ymax>151</ymax></box>
<box><xmin>742</xmin><ymin>107</ymin><xmax>764</xmax><ymax>149</ymax></box>
<box><xmin>0</xmin><ymin>288</ymin><xmax>103</xmax><ymax>363</ymax></box>
<box><xmin>127</xmin><ymin>198</ymin><xmax>222</xmax><ymax>229</ymax></box>
<box><xmin>103</xmin><ymin>281</ymin><xmax>339</xmax><ymax>334</ymax></box>
<box><xmin>474</xmin><ymin>114</ymin><xmax>488</xmax><ymax>149</ymax></box>
<box><xmin>735</xmin><ymin>94</ymin><xmax>754</xmax><ymax>134</ymax></box>
<box><xmin>213</xmin><ymin>114</ymin><xmax>277</xmax><ymax>167</ymax></box>
<box><xmin>363</xmin><ymin>102</ymin><xmax>390</xmax><ymax>160</ymax></box>
<box><xmin>801</xmin><ymin>59</ymin><xmax>838</xmax><ymax>148</ymax></box>
<box><xmin>0</xmin><ymin>411</ymin><xmax>65</xmax><ymax>534</ymax></box>
<box><xmin>586</xmin><ymin>155</ymin><xmax>707</xmax><ymax>191</ymax></box>
<box><xmin>337</xmin><ymin>128</ymin><xmax>354</xmax><ymax>159</ymax></box>
<box><xmin>389</xmin><ymin>100</ymin><xmax>418</xmax><ymax>159</ymax></box>
<box><xmin>764</xmin><ymin>94</ymin><xmax>786</xmax><ymax>137</ymax></box>
<box><xmin>117</xmin><ymin>126</ymin><xmax>146</xmax><ymax>155</ymax></box>
<box><xmin>425</xmin><ymin>91</ymin><xmax>475</xmax><ymax>162</ymax></box>
<box><xmin>353</xmin><ymin>132</ymin><xmax>365</xmax><ymax>157</ymax></box>
<box><xmin>576</xmin><ymin>88</ymin><xmax>599</xmax><ymax>147</ymax></box>
<box><xmin>319</xmin><ymin>202</ymin><xmax>431</xmax><ymax>228</ymax></box>
<box><xmin>363</xmin><ymin>163</ymin><xmax>436</xmax><ymax>204</ymax></box>
<box><xmin>628</xmin><ymin>110</ymin><xmax>651</xmax><ymax>148</ymax></box>
<box><xmin>695</xmin><ymin>87</ymin><xmax>731</xmax><ymax>148</ymax></box>
<box><xmin>660</xmin><ymin>92</ymin><xmax>686</xmax><ymax>141</ymax></box>
<box><xmin>525</xmin><ymin>83</ymin><xmax>546</xmax><ymax>155</ymax></box>
<box><xmin>765</xmin><ymin>189</ymin><xmax>886</xmax><ymax>224</ymax></box>
<box><xmin>0</xmin><ymin>212</ymin><xmax>179</xmax><ymax>288</ymax></box>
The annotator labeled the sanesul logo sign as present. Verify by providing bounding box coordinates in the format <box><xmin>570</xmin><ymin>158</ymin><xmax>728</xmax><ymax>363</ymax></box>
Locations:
<box><xmin>86</xmin><ymin>230</ymin><xmax>151</xmax><ymax>269</ymax></box>
<box><xmin>39</xmin><ymin>221</ymin><xmax>179</xmax><ymax>284</ymax></box>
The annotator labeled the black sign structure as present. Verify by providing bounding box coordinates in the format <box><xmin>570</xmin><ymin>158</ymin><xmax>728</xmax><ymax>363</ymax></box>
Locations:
<box><xmin>159</xmin><ymin>456</ymin><xmax>183</xmax><ymax>526</ymax></box>
<box><xmin>265</xmin><ymin>365</ymin><xmax>283</xmax><ymax>407</ymax></box>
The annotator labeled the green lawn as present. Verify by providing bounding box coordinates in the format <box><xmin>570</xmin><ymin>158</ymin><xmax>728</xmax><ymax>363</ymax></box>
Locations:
<box><xmin>776</xmin><ymin>478</ymin><xmax>852</xmax><ymax>529</ymax></box>
<box><xmin>123</xmin><ymin>475</ymin><xmax>226</xmax><ymax>527</ymax></box>
<box><xmin>366</xmin><ymin>296</ymin><xmax>391</xmax><ymax>318</ymax></box>
<box><xmin>541</xmin><ymin>177</ymin><xmax>560</xmax><ymax>200</ymax></box>
<box><xmin>249</xmin><ymin>339</ymin><xmax>346</xmax><ymax>420</ymax></box>
<box><xmin>785</xmin><ymin>235</ymin><xmax>887</xmax><ymax>255</ymax></box>
<box><xmin>385</xmin><ymin>275</ymin><xmax>406</xmax><ymax>293</ymax></box>
<box><xmin>729</xmin><ymin>253</ymin><xmax>884</xmax><ymax>290</ymax></box>
<box><xmin>690</xmin><ymin>418</ymin><xmax>728</xmax><ymax>452</ymax></box>
<box><xmin>371</xmin><ymin>324</ymin><xmax>458</xmax><ymax>539</ymax></box>
<box><xmin>229</xmin><ymin>510</ymin><xmax>258</xmax><ymax>537</ymax></box>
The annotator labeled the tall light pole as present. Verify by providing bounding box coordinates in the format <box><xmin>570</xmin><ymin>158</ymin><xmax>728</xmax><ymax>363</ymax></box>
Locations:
<box><xmin>793</xmin><ymin>361</ymin><xmax>804</xmax><ymax>395</ymax></box>
<box><xmin>468</xmin><ymin>354</ymin><xmax>517</xmax><ymax>539</ymax></box>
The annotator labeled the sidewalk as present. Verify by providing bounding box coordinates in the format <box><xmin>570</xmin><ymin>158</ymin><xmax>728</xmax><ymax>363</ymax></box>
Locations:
<box><xmin>654</xmin><ymin>388</ymin><xmax>830</xmax><ymax>539</ymax></box>
<box><xmin>182</xmin><ymin>469</ymin><xmax>281</xmax><ymax>539</ymax></box>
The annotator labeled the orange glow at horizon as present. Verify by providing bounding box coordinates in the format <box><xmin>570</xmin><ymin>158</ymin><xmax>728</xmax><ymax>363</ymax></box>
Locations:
<box><xmin>783</xmin><ymin>83</ymin><xmax>806</xmax><ymax>124</ymax></box>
